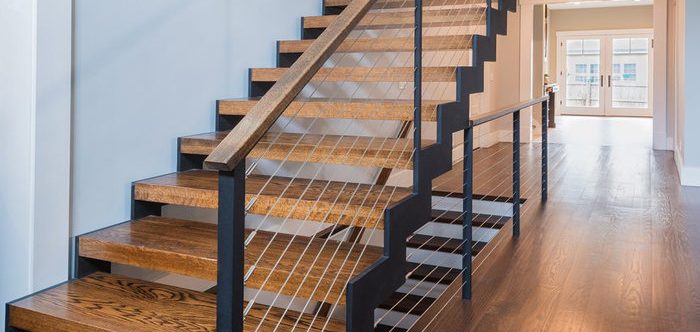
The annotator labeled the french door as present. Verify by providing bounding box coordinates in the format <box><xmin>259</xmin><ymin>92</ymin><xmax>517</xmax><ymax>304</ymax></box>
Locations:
<box><xmin>557</xmin><ymin>30</ymin><xmax>653</xmax><ymax>117</ymax></box>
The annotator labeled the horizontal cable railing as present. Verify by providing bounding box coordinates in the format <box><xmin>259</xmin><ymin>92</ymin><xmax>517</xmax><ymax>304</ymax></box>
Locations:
<box><xmin>198</xmin><ymin>0</ymin><xmax>530</xmax><ymax>331</ymax></box>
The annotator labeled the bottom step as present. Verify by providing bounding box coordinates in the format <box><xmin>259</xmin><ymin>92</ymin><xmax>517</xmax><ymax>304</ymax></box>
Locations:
<box><xmin>6</xmin><ymin>272</ymin><xmax>344</xmax><ymax>332</ymax></box>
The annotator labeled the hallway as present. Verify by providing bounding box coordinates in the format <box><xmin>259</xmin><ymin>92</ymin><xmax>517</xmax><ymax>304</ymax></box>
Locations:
<box><xmin>416</xmin><ymin>117</ymin><xmax>700</xmax><ymax>331</ymax></box>
<box><xmin>550</xmin><ymin>115</ymin><xmax>653</xmax><ymax>148</ymax></box>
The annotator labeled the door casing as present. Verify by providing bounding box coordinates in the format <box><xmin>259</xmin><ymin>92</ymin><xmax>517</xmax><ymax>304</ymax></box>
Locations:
<box><xmin>557</xmin><ymin>29</ymin><xmax>654</xmax><ymax>117</ymax></box>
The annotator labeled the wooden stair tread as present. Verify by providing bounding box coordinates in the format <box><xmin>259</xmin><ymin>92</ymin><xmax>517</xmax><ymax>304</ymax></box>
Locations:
<box><xmin>379</xmin><ymin>292</ymin><xmax>435</xmax><ymax>315</ymax></box>
<box><xmin>406</xmin><ymin>234</ymin><xmax>486</xmax><ymax>256</ymax></box>
<box><xmin>133</xmin><ymin>170</ymin><xmax>411</xmax><ymax>229</ymax></box>
<box><xmin>7</xmin><ymin>272</ymin><xmax>345</xmax><ymax>332</ymax></box>
<box><xmin>78</xmin><ymin>217</ymin><xmax>381</xmax><ymax>304</ymax></box>
<box><xmin>181</xmin><ymin>131</ymin><xmax>432</xmax><ymax>169</ymax></box>
<box><xmin>280</xmin><ymin>34</ymin><xmax>474</xmax><ymax>53</ymax></box>
<box><xmin>327</xmin><ymin>0</ymin><xmax>487</xmax><ymax>9</ymax></box>
<box><xmin>305</xmin><ymin>9</ymin><xmax>485</xmax><ymax>30</ymax></box>
<box><xmin>218</xmin><ymin>97</ymin><xmax>448</xmax><ymax>121</ymax></box>
<box><xmin>251</xmin><ymin>66</ymin><xmax>458</xmax><ymax>83</ymax></box>
<box><xmin>406</xmin><ymin>262</ymin><xmax>459</xmax><ymax>285</ymax></box>
<box><xmin>431</xmin><ymin>210</ymin><xmax>510</xmax><ymax>229</ymax></box>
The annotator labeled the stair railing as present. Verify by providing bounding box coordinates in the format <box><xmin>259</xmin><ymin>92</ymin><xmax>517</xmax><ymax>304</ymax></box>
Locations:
<box><xmin>202</xmin><ymin>0</ymin><xmax>523</xmax><ymax>331</ymax></box>
<box><xmin>202</xmin><ymin>1</ymin><xmax>375</xmax><ymax>330</ymax></box>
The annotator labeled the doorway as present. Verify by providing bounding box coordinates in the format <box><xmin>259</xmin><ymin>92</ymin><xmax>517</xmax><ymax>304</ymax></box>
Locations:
<box><xmin>557</xmin><ymin>30</ymin><xmax>653</xmax><ymax>117</ymax></box>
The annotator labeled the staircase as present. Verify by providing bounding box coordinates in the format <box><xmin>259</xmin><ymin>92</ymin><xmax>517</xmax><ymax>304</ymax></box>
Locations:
<box><xmin>5</xmin><ymin>0</ymin><xmax>527</xmax><ymax>331</ymax></box>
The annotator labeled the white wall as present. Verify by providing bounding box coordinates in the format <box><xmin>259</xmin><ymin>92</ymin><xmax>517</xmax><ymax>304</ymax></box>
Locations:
<box><xmin>0</xmin><ymin>0</ymin><xmax>35</xmax><ymax>324</ymax></box>
<box><xmin>679</xmin><ymin>0</ymin><xmax>700</xmax><ymax>185</ymax></box>
<box><xmin>71</xmin><ymin>0</ymin><xmax>320</xmax><ymax>236</ymax></box>
<box><xmin>2</xmin><ymin>0</ymin><xmax>320</xmax><ymax>326</ymax></box>
<box><xmin>1</xmin><ymin>0</ymin><xmax>72</xmax><ymax>325</ymax></box>
<box><xmin>546</xmin><ymin>6</ymin><xmax>654</xmax><ymax>79</ymax></box>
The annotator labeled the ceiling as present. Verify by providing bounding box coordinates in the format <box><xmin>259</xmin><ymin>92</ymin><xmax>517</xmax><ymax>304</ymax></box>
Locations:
<box><xmin>548</xmin><ymin>0</ymin><xmax>653</xmax><ymax>10</ymax></box>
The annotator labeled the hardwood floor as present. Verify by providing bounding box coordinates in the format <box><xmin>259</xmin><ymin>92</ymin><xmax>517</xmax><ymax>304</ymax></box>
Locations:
<box><xmin>413</xmin><ymin>126</ymin><xmax>700</xmax><ymax>331</ymax></box>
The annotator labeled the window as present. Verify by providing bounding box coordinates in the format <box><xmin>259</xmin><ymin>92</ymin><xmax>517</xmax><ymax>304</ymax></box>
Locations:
<box><xmin>613</xmin><ymin>64</ymin><xmax>622</xmax><ymax>81</ymax></box>
<box><xmin>575</xmin><ymin>64</ymin><xmax>588</xmax><ymax>82</ymax></box>
<box><xmin>623</xmin><ymin>64</ymin><xmax>637</xmax><ymax>81</ymax></box>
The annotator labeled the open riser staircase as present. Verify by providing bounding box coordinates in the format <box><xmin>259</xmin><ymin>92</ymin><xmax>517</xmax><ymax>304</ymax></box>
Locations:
<box><xmin>6</xmin><ymin>0</ymin><xmax>553</xmax><ymax>331</ymax></box>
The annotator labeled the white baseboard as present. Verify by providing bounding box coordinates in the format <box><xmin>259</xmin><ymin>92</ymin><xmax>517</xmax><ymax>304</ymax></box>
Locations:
<box><xmin>653</xmin><ymin>132</ymin><xmax>674</xmax><ymax>151</ymax></box>
<box><xmin>675</xmin><ymin>149</ymin><xmax>700</xmax><ymax>187</ymax></box>
<box><xmin>680</xmin><ymin>166</ymin><xmax>700</xmax><ymax>187</ymax></box>
<box><xmin>476</xmin><ymin>129</ymin><xmax>510</xmax><ymax>148</ymax></box>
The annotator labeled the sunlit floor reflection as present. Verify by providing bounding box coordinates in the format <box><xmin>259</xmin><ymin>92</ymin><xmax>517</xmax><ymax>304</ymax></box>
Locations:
<box><xmin>549</xmin><ymin>115</ymin><xmax>652</xmax><ymax>148</ymax></box>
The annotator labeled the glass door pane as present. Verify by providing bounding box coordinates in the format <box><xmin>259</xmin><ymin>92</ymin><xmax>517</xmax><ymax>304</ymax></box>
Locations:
<box><xmin>609</xmin><ymin>37</ymin><xmax>651</xmax><ymax>115</ymax></box>
<box><xmin>563</xmin><ymin>39</ymin><xmax>603</xmax><ymax>114</ymax></box>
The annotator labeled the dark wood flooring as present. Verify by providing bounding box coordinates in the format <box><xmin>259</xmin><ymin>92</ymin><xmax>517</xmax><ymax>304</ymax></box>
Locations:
<box><xmin>412</xmin><ymin>143</ymin><xmax>700</xmax><ymax>331</ymax></box>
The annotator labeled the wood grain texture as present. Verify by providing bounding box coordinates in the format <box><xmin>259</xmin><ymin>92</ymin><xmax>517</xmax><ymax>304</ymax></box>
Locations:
<box><xmin>326</xmin><ymin>0</ymin><xmax>487</xmax><ymax>10</ymax></box>
<box><xmin>7</xmin><ymin>272</ymin><xmax>345</xmax><ymax>331</ymax></box>
<box><xmin>204</xmin><ymin>0</ymin><xmax>376</xmax><ymax>171</ymax></box>
<box><xmin>304</xmin><ymin>9</ymin><xmax>485</xmax><ymax>30</ymax></box>
<box><xmin>181</xmin><ymin>131</ymin><xmax>433</xmax><ymax>169</ymax></box>
<box><xmin>279</xmin><ymin>34</ymin><xmax>474</xmax><ymax>53</ymax></box>
<box><xmin>133</xmin><ymin>170</ymin><xmax>410</xmax><ymax>229</ymax></box>
<box><xmin>78</xmin><ymin>217</ymin><xmax>382</xmax><ymax>304</ymax></box>
<box><xmin>217</xmin><ymin>98</ymin><xmax>447</xmax><ymax>121</ymax></box>
<box><xmin>432</xmin><ymin>142</ymin><xmax>547</xmax><ymax>199</ymax></box>
<box><xmin>410</xmin><ymin>139</ymin><xmax>700</xmax><ymax>331</ymax></box>
<box><xmin>250</xmin><ymin>66</ymin><xmax>458</xmax><ymax>83</ymax></box>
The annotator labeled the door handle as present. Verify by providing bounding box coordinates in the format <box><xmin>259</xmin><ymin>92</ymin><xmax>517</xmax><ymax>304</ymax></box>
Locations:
<box><xmin>600</xmin><ymin>75</ymin><xmax>603</xmax><ymax>87</ymax></box>
<box><xmin>608</xmin><ymin>75</ymin><xmax>612</xmax><ymax>87</ymax></box>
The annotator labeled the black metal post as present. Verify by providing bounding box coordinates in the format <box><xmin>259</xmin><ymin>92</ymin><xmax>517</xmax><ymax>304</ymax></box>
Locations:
<box><xmin>216</xmin><ymin>163</ymin><xmax>245</xmax><ymax>332</ymax></box>
<box><xmin>486</xmin><ymin>0</ymin><xmax>492</xmax><ymax>36</ymax></box>
<box><xmin>462</xmin><ymin>125</ymin><xmax>474</xmax><ymax>300</ymax></box>
<box><xmin>512</xmin><ymin>110</ymin><xmax>521</xmax><ymax>237</ymax></box>
<box><xmin>548</xmin><ymin>88</ymin><xmax>556</xmax><ymax>128</ymax></box>
<box><xmin>541</xmin><ymin>100</ymin><xmax>549</xmax><ymax>201</ymax></box>
<box><xmin>413</xmin><ymin>0</ymin><xmax>423</xmax><ymax>189</ymax></box>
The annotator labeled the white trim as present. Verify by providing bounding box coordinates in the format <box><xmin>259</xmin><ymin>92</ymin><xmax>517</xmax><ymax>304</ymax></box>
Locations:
<box><xmin>557</xmin><ymin>29</ymin><xmax>655</xmax><ymax>117</ymax></box>
<box><xmin>675</xmin><ymin>148</ymin><xmax>700</xmax><ymax>187</ymax></box>
<box><xmin>28</xmin><ymin>0</ymin><xmax>39</xmax><ymax>294</ymax></box>
<box><xmin>556</xmin><ymin>29</ymin><xmax>654</xmax><ymax>37</ymax></box>
<box><xmin>32</xmin><ymin>0</ymin><xmax>73</xmax><ymax>290</ymax></box>
<box><xmin>520</xmin><ymin>4</ymin><xmax>534</xmax><ymax>142</ymax></box>
<box><xmin>680</xmin><ymin>167</ymin><xmax>700</xmax><ymax>187</ymax></box>
<box><xmin>653</xmin><ymin>0</ymin><xmax>670</xmax><ymax>150</ymax></box>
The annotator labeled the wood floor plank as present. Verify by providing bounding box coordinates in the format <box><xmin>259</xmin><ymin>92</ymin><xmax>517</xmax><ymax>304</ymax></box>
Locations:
<box><xmin>280</xmin><ymin>34</ymin><xmax>474</xmax><ymax>53</ymax></box>
<box><xmin>78</xmin><ymin>217</ymin><xmax>382</xmax><ymax>304</ymax></box>
<box><xmin>410</xmin><ymin>137</ymin><xmax>700</xmax><ymax>332</ymax></box>
<box><xmin>7</xmin><ymin>272</ymin><xmax>345</xmax><ymax>331</ymax></box>
<box><xmin>218</xmin><ymin>98</ymin><xmax>449</xmax><ymax>121</ymax></box>
<box><xmin>181</xmin><ymin>131</ymin><xmax>432</xmax><ymax>169</ymax></box>
<box><xmin>251</xmin><ymin>66</ymin><xmax>457</xmax><ymax>83</ymax></box>
<box><xmin>304</xmin><ymin>9</ymin><xmax>485</xmax><ymax>30</ymax></box>
<box><xmin>133</xmin><ymin>170</ymin><xmax>411</xmax><ymax>230</ymax></box>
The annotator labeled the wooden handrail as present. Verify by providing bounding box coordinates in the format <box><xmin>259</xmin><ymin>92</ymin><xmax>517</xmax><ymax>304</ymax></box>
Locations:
<box><xmin>469</xmin><ymin>95</ymin><xmax>549</xmax><ymax>127</ymax></box>
<box><xmin>204</xmin><ymin>0</ymin><xmax>376</xmax><ymax>171</ymax></box>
